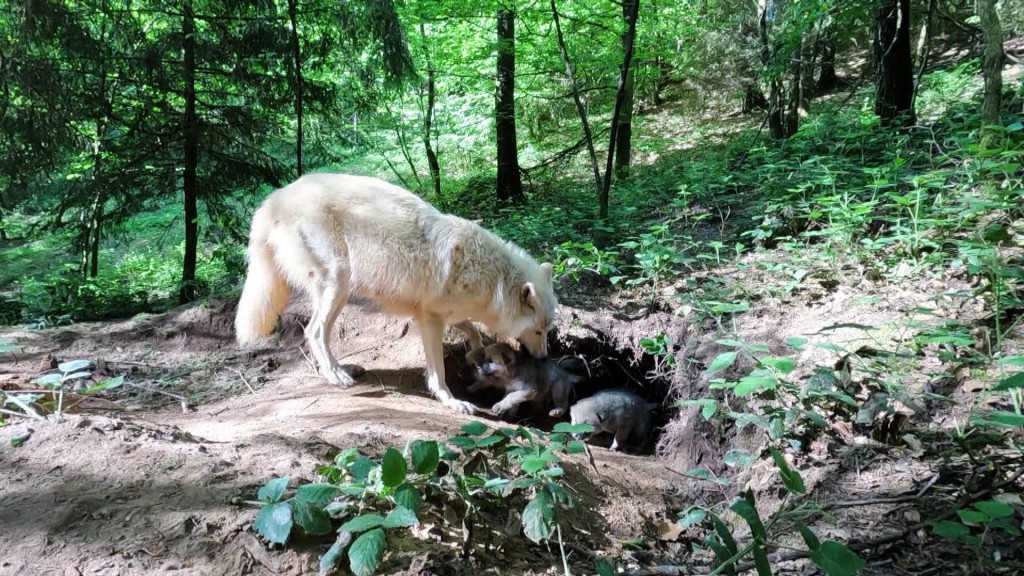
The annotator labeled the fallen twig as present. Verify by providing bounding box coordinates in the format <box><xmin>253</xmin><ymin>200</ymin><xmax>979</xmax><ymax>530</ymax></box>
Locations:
<box><xmin>228</xmin><ymin>367</ymin><xmax>256</xmax><ymax>394</ymax></box>
<box><xmin>828</xmin><ymin>472</ymin><xmax>941</xmax><ymax>508</ymax></box>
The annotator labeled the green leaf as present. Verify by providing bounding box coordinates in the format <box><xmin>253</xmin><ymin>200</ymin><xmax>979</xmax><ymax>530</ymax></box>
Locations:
<box><xmin>932</xmin><ymin>520</ymin><xmax>970</xmax><ymax>540</ymax></box>
<box><xmin>522</xmin><ymin>490</ymin><xmax>556</xmax><ymax>543</ymax></box>
<box><xmin>254</xmin><ymin>502</ymin><xmax>293</xmax><ymax>544</ymax></box>
<box><xmin>295</xmin><ymin>484</ymin><xmax>340</xmax><ymax>507</ymax></box>
<box><xmin>595</xmin><ymin>558</ymin><xmax>617</xmax><ymax>576</ymax></box>
<box><xmin>474</xmin><ymin>433</ymin><xmax>506</xmax><ymax>448</ymax></box>
<box><xmin>761</xmin><ymin>356</ymin><xmax>797</xmax><ymax>374</ymax></box>
<box><xmin>393</xmin><ymin>484</ymin><xmax>422</xmax><ymax>514</ymax></box>
<box><xmin>680</xmin><ymin>398</ymin><xmax>718</xmax><ymax>420</ymax></box>
<box><xmin>292</xmin><ymin>499</ymin><xmax>332</xmax><ymax>536</ymax></box>
<box><xmin>992</xmin><ymin>373</ymin><xmax>1024</xmax><ymax>391</ymax></box>
<box><xmin>677</xmin><ymin>507</ymin><xmax>707</xmax><ymax>529</ymax></box>
<box><xmin>521</xmin><ymin>456</ymin><xmax>557</xmax><ymax>474</ymax></box>
<box><xmin>715</xmin><ymin>339</ymin><xmax>747</xmax><ymax>348</ymax></box>
<box><xmin>410</xmin><ymin>440</ymin><xmax>439</xmax><ymax>475</ymax></box>
<box><xmin>796</xmin><ymin>520</ymin><xmax>821</xmax><ymax>551</ymax></box>
<box><xmin>706</xmin><ymin>351</ymin><xmax>738</xmax><ymax>374</ymax></box>
<box><xmin>258</xmin><ymin>477</ymin><xmax>289</xmax><ymax>503</ymax></box>
<box><xmin>339</xmin><ymin>513</ymin><xmax>386</xmax><ymax>534</ymax></box>
<box><xmin>957</xmin><ymin>509</ymin><xmax>989</xmax><ymax>524</ymax></box>
<box><xmin>319</xmin><ymin>533</ymin><xmax>352</xmax><ymax>576</ymax></box>
<box><xmin>80</xmin><ymin>375</ymin><xmax>125</xmax><ymax>394</ymax></box>
<box><xmin>460</xmin><ymin>421</ymin><xmax>489</xmax><ymax>436</ymax></box>
<box><xmin>348</xmin><ymin>456</ymin><xmax>375</xmax><ymax>482</ymax></box>
<box><xmin>999</xmin><ymin>356</ymin><xmax>1024</xmax><ymax>367</ymax></box>
<box><xmin>32</xmin><ymin>374</ymin><xmax>63</xmax><ymax>387</ymax></box>
<box><xmin>552</xmin><ymin>422</ymin><xmax>595</xmax><ymax>435</ymax></box>
<box><xmin>383</xmin><ymin>506</ymin><xmax>418</xmax><ymax>528</ymax></box>
<box><xmin>58</xmin><ymin>359</ymin><xmax>92</xmax><ymax>373</ymax></box>
<box><xmin>566</xmin><ymin>440</ymin><xmax>587</xmax><ymax>454</ymax></box>
<box><xmin>734</xmin><ymin>373</ymin><xmax>777</xmax><ymax>395</ymax></box>
<box><xmin>348</xmin><ymin>528</ymin><xmax>386</xmax><ymax>576</ymax></box>
<box><xmin>731</xmin><ymin>492</ymin><xmax>767</xmax><ymax>540</ymax></box>
<box><xmin>381</xmin><ymin>447</ymin><xmax>407</xmax><ymax>488</ymax></box>
<box><xmin>970</xmin><ymin>410</ymin><xmax>1024</xmax><ymax>428</ymax></box>
<box><xmin>785</xmin><ymin>337</ymin><xmax>808</xmax><ymax>350</ymax></box>
<box><xmin>809</xmin><ymin>541</ymin><xmax>866</xmax><ymax>576</ymax></box>
<box><xmin>771</xmin><ymin>447</ymin><xmax>806</xmax><ymax>495</ymax></box>
<box><xmin>710</xmin><ymin>513</ymin><xmax>738</xmax><ymax>555</ymax></box>
<box><xmin>815</xmin><ymin>323</ymin><xmax>875</xmax><ymax>334</ymax></box>
<box><xmin>447</xmin><ymin>435</ymin><xmax>477</xmax><ymax>450</ymax></box>
<box><xmin>973</xmin><ymin>500</ymin><xmax>1015</xmax><ymax>519</ymax></box>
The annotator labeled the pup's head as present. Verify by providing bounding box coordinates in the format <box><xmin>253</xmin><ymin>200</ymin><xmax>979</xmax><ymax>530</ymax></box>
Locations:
<box><xmin>466</xmin><ymin>343</ymin><xmax>520</xmax><ymax>383</ymax></box>
<box><xmin>514</xmin><ymin>262</ymin><xmax>557</xmax><ymax>359</ymax></box>
<box><xmin>569</xmin><ymin>402</ymin><xmax>604</xmax><ymax>440</ymax></box>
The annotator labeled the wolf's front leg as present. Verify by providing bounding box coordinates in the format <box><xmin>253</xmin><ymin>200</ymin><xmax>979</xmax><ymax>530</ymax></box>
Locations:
<box><xmin>417</xmin><ymin>312</ymin><xmax>477</xmax><ymax>414</ymax></box>
<box><xmin>492</xmin><ymin>389</ymin><xmax>537</xmax><ymax>418</ymax></box>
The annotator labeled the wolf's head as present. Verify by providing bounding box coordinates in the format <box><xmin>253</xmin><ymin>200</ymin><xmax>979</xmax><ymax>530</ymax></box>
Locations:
<box><xmin>513</xmin><ymin>262</ymin><xmax>557</xmax><ymax>359</ymax></box>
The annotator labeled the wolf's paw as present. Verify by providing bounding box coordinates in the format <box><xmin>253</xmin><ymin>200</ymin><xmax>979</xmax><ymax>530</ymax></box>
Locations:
<box><xmin>445</xmin><ymin>398</ymin><xmax>478</xmax><ymax>415</ymax></box>
<box><xmin>323</xmin><ymin>365</ymin><xmax>358</xmax><ymax>388</ymax></box>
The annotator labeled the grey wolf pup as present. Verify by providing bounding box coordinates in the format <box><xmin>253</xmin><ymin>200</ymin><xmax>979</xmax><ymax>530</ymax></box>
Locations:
<box><xmin>234</xmin><ymin>173</ymin><xmax>558</xmax><ymax>414</ymax></box>
<box><xmin>465</xmin><ymin>343</ymin><xmax>581</xmax><ymax>419</ymax></box>
<box><xmin>569</xmin><ymin>389</ymin><xmax>659</xmax><ymax>452</ymax></box>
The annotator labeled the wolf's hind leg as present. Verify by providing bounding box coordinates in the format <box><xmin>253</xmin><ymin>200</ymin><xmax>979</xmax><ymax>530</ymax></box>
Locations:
<box><xmin>417</xmin><ymin>312</ymin><xmax>477</xmax><ymax>414</ymax></box>
<box><xmin>453</xmin><ymin>320</ymin><xmax>484</xmax><ymax>350</ymax></box>
<box><xmin>306</xmin><ymin>274</ymin><xmax>357</xmax><ymax>387</ymax></box>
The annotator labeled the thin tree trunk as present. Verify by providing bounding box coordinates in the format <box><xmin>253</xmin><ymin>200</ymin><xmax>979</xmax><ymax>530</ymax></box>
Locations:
<box><xmin>978</xmin><ymin>0</ymin><xmax>1003</xmax><ymax>127</ymax></box>
<box><xmin>495</xmin><ymin>7</ymin><xmax>523</xmax><ymax>203</ymax></box>
<box><xmin>874</xmin><ymin>0</ymin><xmax>915</xmax><ymax>127</ymax></box>
<box><xmin>550</xmin><ymin>0</ymin><xmax>601</xmax><ymax>194</ymax></box>
<box><xmin>420</xmin><ymin>24</ymin><xmax>442</xmax><ymax>202</ymax></box>
<box><xmin>287</xmin><ymin>0</ymin><xmax>304</xmax><ymax>177</ymax></box>
<box><xmin>911</xmin><ymin>0</ymin><xmax>935</xmax><ymax>113</ymax></box>
<box><xmin>799</xmin><ymin>31</ymin><xmax>818</xmax><ymax>112</ymax></box>
<box><xmin>817</xmin><ymin>26</ymin><xmax>838</xmax><ymax>93</ymax></box>
<box><xmin>180</xmin><ymin>0</ymin><xmax>199</xmax><ymax>304</ymax></box>
<box><xmin>614</xmin><ymin>0</ymin><xmax>636</xmax><ymax>180</ymax></box>
<box><xmin>599</xmin><ymin>0</ymin><xmax>639</xmax><ymax>219</ymax></box>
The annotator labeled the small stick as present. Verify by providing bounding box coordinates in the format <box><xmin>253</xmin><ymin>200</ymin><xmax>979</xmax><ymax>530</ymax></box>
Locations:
<box><xmin>829</xmin><ymin>472</ymin><xmax>940</xmax><ymax>508</ymax></box>
<box><xmin>228</xmin><ymin>367</ymin><xmax>257</xmax><ymax>394</ymax></box>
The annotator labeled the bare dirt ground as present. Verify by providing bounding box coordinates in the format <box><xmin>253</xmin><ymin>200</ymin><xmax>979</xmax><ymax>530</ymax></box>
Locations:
<box><xmin>0</xmin><ymin>299</ymin><xmax>682</xmax><ymax>576</ymax></box>
<box><xmin>2</xmin><ymin>250</ymin><xmax>1022</xmax><ymax>575</ymax></box>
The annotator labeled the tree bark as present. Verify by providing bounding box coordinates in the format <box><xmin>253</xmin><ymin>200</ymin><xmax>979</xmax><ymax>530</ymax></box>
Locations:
<box><xmin>816</xmin><ymin>27</ymin><xmax>838</xmax><ymax>93</ymax></box>
<box><xmin>495</xmin><ymin>7</ymin><xmax>523</xmax><ymax>203</ymax></box>
<box><xmin>287</xmin><ymin>0</ymin><xmax>304</xmax><ymax>177</ymax></box>
<box><xmin>614</xmin><ymin>0</ymin><xmax>636</xmax><ymax>180</ymax></box>
<box><xmin>550</xmin><ymin>0</ymin><xmax>601</xmax><ymax>194</ymax></box>
<box><xmin>600</xmin><ymin>0</ymin><xmax>639</xmax><ymax>218</ymax></box>
<box><xmin>420</xmin><ymin>25</ymin><xmax>442</xmax><ymax>202</ymax></box>
<box><xmin>180</xmin><ymin>0</ymin><xmax>199</xmax><ymax>304</ymax></box>
<box><xmin>978</xmin><ymin>0</ymin><xmax>1003</xmax><ymax>126</ymax></box>
<box><xmin>760</xmin><ymin>0</ymin><xmax>797</xmax><ymax>139</ymax></box>
<box><xmin>874</xmin><ymin>0</ymin><xmax>915</xmax><ymax>127</ymax></box>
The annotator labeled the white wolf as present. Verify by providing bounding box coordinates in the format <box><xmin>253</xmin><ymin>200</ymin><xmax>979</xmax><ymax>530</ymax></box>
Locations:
<box><xmin>234</xmin><ymin>173</ymin><xmax>558</xmax><ymax>414</ymax></box>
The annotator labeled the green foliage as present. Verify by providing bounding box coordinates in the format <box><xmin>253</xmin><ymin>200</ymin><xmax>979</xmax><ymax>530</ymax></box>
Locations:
<box><xmin>251</xmin><ymin>421</ymin><xmax>594</xmax><ymax>575</ymax></box>
<box><xmin>2</xmin><ymin>357</ymin><xmax>124</xmax><ymax>424</ymax></box>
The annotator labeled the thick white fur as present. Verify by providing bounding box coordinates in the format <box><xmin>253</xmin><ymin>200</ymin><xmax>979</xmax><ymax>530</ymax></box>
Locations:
<box><xmin>234</xmin><ymin>173</ymin><xmax>558</xmax><ymax>414</ymax></box>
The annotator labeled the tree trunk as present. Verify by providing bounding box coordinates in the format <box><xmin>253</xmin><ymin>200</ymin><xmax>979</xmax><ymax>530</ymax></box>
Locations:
<box><xmin>420</xmin><ymin>25</ymin><xmax>442</xmax><ymax>202</ymax></box>
<box><xmin>799</xmin><ymin>31</ymin><xmax>818</xmax><ymax>112</ymax></box>
<box><xmin>978</xmin><ymin>0</ymin><xmax>1003</xmax><ymax>126</ymax></box>
<box><xmin>180</xmin><ymin>0</ymin><xmax>199</xmax><ymax>304</ymax></box>
<box><xmin>550</xmin><ymin>0</ymin><xmax>601</xmax><ymax>194</ymax></box>
<box><xmin>287</xmin><ymin>0</ymin><xmax>304</xmax><ymax>177</ymax></box>
<box><xmin>817</xmin><ymin>27</ymin><xmax>838</xmax><ymax>93</ymax></box>
<box><xmin>614</xmin><ymin>0</ymin><xmax>636</xmax><ymax>180</ymax></box>
<box><xmin>874</xmin><ymin>0</ymin><xmax>915</xmax><ymax>127</ymax></box>
<box><xmin>495</xmin><ymin>7</ymin><xmax>523</xmax><ymax>203</ymax></box>
<box><xmin>600</xmin><ymin>0</ymin><xmax>640</xmax><ymax>219</ymax></box>
<box><xmin>742</xmin><ymin>84</ymin><xmax>768</xmax><ymax>113</ymax></box>
<box><xmin>760</xmin><ymin>0</ymin><xmax>797</xmax><ymax>139</ymax></box>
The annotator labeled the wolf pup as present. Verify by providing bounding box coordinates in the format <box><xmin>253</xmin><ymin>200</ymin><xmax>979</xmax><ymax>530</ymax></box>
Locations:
<box><xmin>234</xmin><ymin>173</ymin><xmax>558</xmax><ymax>414</ymax></box>
<box><xmin>465</xmin><ymin>343</ymin><xmax>581</xmax><ymax>419</ymax></box>
<box><xmin>569</xmin><ymin>389</ymin><xmax>659</xmax><ymax>452</ymax></box>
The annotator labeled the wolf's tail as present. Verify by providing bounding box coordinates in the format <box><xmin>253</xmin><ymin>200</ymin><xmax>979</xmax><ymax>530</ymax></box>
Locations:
<box><xmin>235</xmin><ymin>206</ymin><xmax>292</xmax><ymax>345</ymax></box>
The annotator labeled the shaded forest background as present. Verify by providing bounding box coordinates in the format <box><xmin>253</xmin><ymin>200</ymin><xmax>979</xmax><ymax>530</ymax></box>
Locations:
<box><xmin>1</xmin><ymin>0</ymin><xmax>1019</xmax><ymax>325</ymax></box>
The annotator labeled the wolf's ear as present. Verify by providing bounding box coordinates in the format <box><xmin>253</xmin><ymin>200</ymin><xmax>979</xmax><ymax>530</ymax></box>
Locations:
<box><xmin>540</xmin><ymin>262</ymin><xmax>553</xmax><ymax>283</ymax></box>
<box><xmin>521</xmin><ymin>282</ymin><xmax>540</xmax><ymax>310</ymax></box>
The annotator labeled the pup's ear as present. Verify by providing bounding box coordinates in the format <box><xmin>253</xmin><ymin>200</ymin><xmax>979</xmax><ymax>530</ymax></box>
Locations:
<box><xmin>521</xmin><ymin>282</ymin><xmax>540</xmax><ymax>310</ymax></box>
<box><xmin>596</xmin><ymin>412</ymin><xmax>606</xmax><ymax>424</ymax></box>
<box><xmin>540</xmin><ymin>262</ymin><xmax>553</xmax><ymax>283</ymax></box>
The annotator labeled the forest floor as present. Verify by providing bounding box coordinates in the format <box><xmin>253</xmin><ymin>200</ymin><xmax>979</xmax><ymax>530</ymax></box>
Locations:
<box><xmin>2</xmin><ymin>235</ymin><xmax>1021</xmax><ymax>575</ymax></box>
